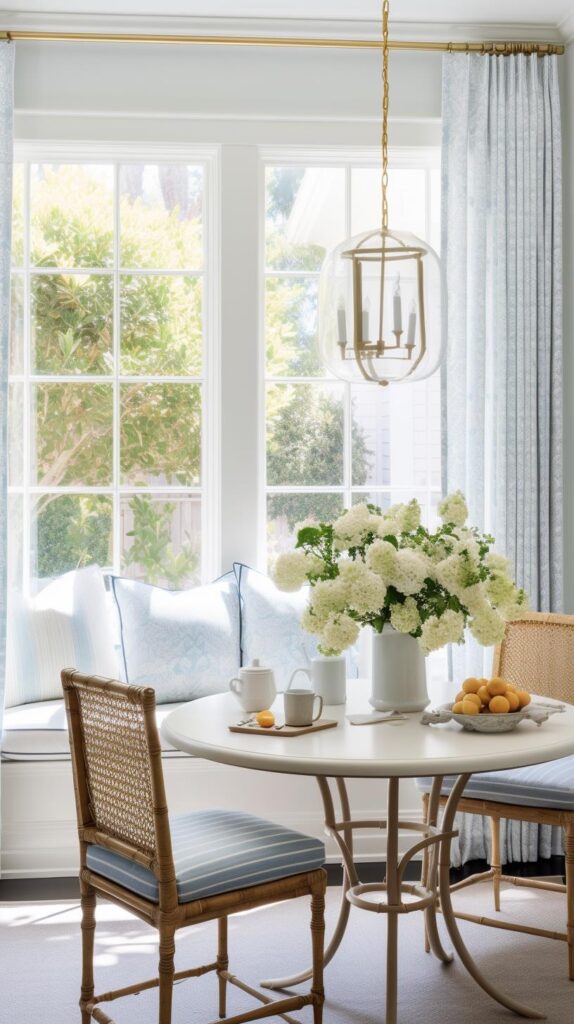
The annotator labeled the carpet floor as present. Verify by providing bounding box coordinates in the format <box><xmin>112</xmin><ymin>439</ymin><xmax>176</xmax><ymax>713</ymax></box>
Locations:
<box><xmin>1</xmin><ymin>881</ymin><xmax>572</xmax><ymax>1023</ymax></box>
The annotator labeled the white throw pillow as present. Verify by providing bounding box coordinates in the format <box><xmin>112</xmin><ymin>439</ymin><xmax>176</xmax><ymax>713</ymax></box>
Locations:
<box><xmin>111</xmin><ymin>574</ymin><xmax>240</xmax><ymax>704</ymax></box>
<box><xmin>5</xmin><ymin>565</ymin><xmax>119</xmax><ymax>707</ymax></box>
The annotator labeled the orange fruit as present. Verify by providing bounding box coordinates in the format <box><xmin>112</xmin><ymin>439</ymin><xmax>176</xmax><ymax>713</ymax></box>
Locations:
<box><xmin>487</xmin><ymin>678</ymin><xmax>508</xmax><ymax>696</ymax></box>
<box><xmin>489</xmin><ymin>695</ymin><xmax>511</xmax><ymax>714</ymax></box>
<box><xmin>452</xmin><ymin>701</ymin><xmax>465</xmax><ymax>714</ymax></box>
<box><xmin>505</xmin><ymin>691</ymin><xmax>520</xmax><ymax>712</ymax></box>
<box><xmin>461</xmin><ymin>699</ymin><xmax>480</xmax><ymax>715</ymax></box>
<box><xmin>516</xmin><ymin>690</ymin><xmax>531</xmax><ymax>708</ymax></box>
<box><xmin>463</xmin><ymin>693</ymin><xmax>482</xmax><ymax>709</ymax></box>
<box><xmin>255</xmin><ymin>710</ymin><xmax>275</xmax><ymax>728</ymax></box>
<box><xmin>505</xmin><ymin>683</ymin><xmax>518</xmax><ymax>693</ymax></box>
<box><xmin>477</xmin><ymin>685</ymin><xmax>491</xmax><ymax>705</ymax></box>
<box><xmin>455</xmin><ymin>690</ymin><xmax>465</xmax><ymax>702</ymax></box>
<box><xmin>462</xmin><ymin>677</ymin><xmax>482</xmax><ymax>694</ymax></box>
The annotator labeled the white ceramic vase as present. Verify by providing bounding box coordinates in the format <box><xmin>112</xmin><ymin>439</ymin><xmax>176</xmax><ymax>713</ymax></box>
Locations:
<box><xmin>369</xmin><ymin>626</ymin><xmax>429</xmax><ymax>712</ymax></box>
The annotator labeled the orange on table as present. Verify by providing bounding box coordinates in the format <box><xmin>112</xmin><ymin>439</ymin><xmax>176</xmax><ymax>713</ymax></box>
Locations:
<box><xmin>463</xmin><ymin>692</ymin><xmax>482</xmax><ymax>709</ymax></box>
<box><xmin>516</xmin><ymin>690</ymin><xmax>531</xmax><ymax>708</ymax></box>
<box><xmin>452</xmin><ymin>700</ymin><xmax>465</xmax><ymax>714</ymax></box>
<box><xmin>489</xmin><ymin>695</ymin><xmax>511</xmax><ymax>714</ymax></box>
<box><xmin>505</xmin><ymin>690</ymin><xmax>520</xmax><ymax>711</ymax></box>
<box><xmin>477</xmin><ymin>685</ymin><xmax>491</xmax><ymax>705</ymax></box>
<box><xmin>255</xmin><ymin>710</ymin><xmax>275</xmax><ymax>728</ymax></box>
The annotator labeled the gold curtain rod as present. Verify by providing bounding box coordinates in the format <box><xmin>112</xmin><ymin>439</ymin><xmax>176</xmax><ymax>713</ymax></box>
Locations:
<box><xmin>0</xmin><ymin>30</ymin><xmax>564</xmax><ymax>55</ymax></box>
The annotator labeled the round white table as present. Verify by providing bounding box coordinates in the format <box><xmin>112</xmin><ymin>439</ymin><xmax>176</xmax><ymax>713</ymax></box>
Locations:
<box><xmin>162</xmin><ymin>682</ymin><xmax>574</xmax><ymax>1024</ymax></box>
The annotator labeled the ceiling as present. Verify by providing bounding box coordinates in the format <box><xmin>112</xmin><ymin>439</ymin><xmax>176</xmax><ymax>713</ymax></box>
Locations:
<box><xmin>0</xmin><ymin>1</ymin><xmax>572</xmax><ymax>28</ymax></box>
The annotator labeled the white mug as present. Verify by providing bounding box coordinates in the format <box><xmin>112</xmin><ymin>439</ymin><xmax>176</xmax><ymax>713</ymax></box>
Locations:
<box><xmin>283</xmin><ymin>689</ymin><xmax>323</xmax><ymax>727</ymax></box>
<box><xmin>288</xmin><ymin>655</ymin><xmax>347</xmax><ymax>706</ymax></box>
<box><xmin>229</xmin><ymin>659</ymin><xmax>276</xmax><ymax>713</ymax></box>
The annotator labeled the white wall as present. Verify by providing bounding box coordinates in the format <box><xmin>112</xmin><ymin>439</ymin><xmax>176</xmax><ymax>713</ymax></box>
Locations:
<box><xmin>564</xmin><ymin>44</ymin><xmax>574</xmax><ymax>611</ymax></box>
<box><xmin>14</xmin><ymin>40</ymin><xmax>441</xmax><ymax>147</ymax></box>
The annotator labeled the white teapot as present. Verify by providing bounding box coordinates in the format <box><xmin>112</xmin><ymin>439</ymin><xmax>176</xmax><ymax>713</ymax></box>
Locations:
<box><xmin>229</xmin><ymin>659</ymin><xmax>276</xmax><ymax>713</ymax></box>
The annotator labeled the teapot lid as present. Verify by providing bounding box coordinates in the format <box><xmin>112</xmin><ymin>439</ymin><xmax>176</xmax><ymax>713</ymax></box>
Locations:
<box><xmin>248</xmin><ymin>658</ymin><xmax>268</xmax><ymax>671</ymax></box>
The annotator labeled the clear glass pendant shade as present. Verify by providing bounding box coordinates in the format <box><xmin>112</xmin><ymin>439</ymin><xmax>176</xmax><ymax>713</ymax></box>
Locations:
<box><xmin>318</xmin><ymin>227</ymin><xmax>442</xmax><ymax>385</ymax></box>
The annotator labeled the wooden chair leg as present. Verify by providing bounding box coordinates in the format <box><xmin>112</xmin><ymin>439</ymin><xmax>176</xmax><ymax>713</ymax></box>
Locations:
<box><xmin>80</xmin><ymin>882</ymin><xmax>96</xmax><ymax>1024</ymax></box>
<box><xmin>420</xmin><ymin>792</ymin><xmax>431</xmax><ymax>952</ymax></box>
<box><xmin>310</xmin><ymin>883</ymin><xmax>326</xmax><ymax>1024</ymax></box>
<box><xmin>565</xmin><ymin>824</ymin><xmax>574</xmax><ymax>981</ymax></box>
<box><xmin>217</xmin><ymin>916</ymin><xmax>229</xmax><ymax>1018</ymax></box>
<box><xmin>158</xmin><ymin>922</ymin><xmax>176</xmax><ymax>1024</ymax></box>
<box><xmin>490</xmin><ymin>816</ymin><xmax>502</xmax><ymax>912</ymax></box>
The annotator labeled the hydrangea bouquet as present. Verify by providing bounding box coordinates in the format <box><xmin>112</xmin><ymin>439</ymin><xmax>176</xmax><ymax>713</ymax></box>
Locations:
<box><xmin>272</xmin><ymin>491</ymin><xmax>527</xmax><ymax>657</ymax></box>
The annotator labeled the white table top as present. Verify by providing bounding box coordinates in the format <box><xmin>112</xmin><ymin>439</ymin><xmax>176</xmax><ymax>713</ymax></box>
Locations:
<box><xmin>161</xmin><ymin>681</ymin><xmax>574</xmax><ymax>779</ymax></box>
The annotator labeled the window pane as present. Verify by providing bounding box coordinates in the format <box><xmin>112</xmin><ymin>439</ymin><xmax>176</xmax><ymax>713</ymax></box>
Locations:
<box><xmin>8</xmin><ymin>383</ymin><xmax>23</xmax><ymax>486</ymax></box>
<box><xmin>351</xmin><ymin>168</ymin><xmax>426</xmax><ymax>238</ymax></box>
<box><xmin>31</xmin><ymin>164</ymin><xmax>114</xmax><ymax>268</ymax></box>
<box><xmin>33</xmin><ymin>494</ymin><xmax>113</xmax><ymax>579</ymax></box>
<box><xmin>120</xmin><ymin>275</ymin><xmax>202</xmax><ymax>376</ymax></box>
<box><xmin>265</xmin><ymin>167</ymin><xmax>345</xmax><ymax>272</ymax></box>
<box><xmin>267</xmin><ymin>492</ymin><xmax>344</xmax><ymax>562</ymax></box>
<box><xmin>266</xmin><ymin>383</ymin><xmax>344</xmax><ymax>487</ymax></box>
<box><xmin>265</xmin><ymin>277</ymin><xmax>322</xmax><ymax>377</ymax></box>
<box><xmin>351</xmin><ymin>490</ymin><xmax>441</xmax><ymax>530</ymax></box>
<box><xmin>119</xmin><ymin>164</ymin><xmax>203</xmax><ymax>270</ymax></box>
<box><xmin>10</xmin><ymin>274</ymin><xmax>24</xmax><ymax>374</ymax></box>
<box><xmin>121</xmin><ymin>493</ymin><xmax>201</xmax><ymax>589</ymax></box>
<box><xmin>12</xmin><ymin>163</ymin><xmax>24</xmax><ymax>266</ymax></box>
<box><xmin>351</xmin><ymin>378</ymin><xmax>440</xmax><ymax>490</ymax></box>
<box><xmin>34</xmin><ymin>383</ymin><xmax>113</xmax><ymax>486</ymax></box>
<box><xmin>31</xmin><ymin>273</ymin><xmax>113</xmax><ymax>375</ymax></box>
<box><xmin>120</xmin><ymin>383</ymin><xmax>201</xmax><ymax>486</ymax></box>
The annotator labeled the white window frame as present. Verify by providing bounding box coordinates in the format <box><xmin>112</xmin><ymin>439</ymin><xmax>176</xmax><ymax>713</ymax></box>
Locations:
<box><xmin>10</xmin><ymin>140</ymin><xmax>221</xmax><ymax>588</ymax></box>
<box><xmin>258</xmin><ymin>145</ymin><xmax>441</xmax><ymax>570</ymax></box>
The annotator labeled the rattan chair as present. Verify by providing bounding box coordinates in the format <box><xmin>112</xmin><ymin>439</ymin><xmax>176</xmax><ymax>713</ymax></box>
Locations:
<box><xmin>61</xmin><ymin>669</ymin><xmax>326</xmax><ymax>1024</ymax></box>
<box><xmin>421</xmin><ymin>612</ymin><xmax>574</xmax><ymax>980</ymax></box>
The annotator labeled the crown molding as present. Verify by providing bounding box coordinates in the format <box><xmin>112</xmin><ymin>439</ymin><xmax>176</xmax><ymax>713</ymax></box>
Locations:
<box><xmin>0</xmin><ymin>12</ymin><xmax>565</xmax><ymax>45</ymax></box>
<box><xmin>559</xmin><ymin>12</ymin><xmax>574</xmax><ymax>45</ymax></box>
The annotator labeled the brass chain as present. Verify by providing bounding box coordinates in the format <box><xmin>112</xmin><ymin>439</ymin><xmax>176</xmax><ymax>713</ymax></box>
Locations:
<box><xmin>381</xmin><ymin>0</ymin><xmax>389</xmax><ymax>232</ymax></box>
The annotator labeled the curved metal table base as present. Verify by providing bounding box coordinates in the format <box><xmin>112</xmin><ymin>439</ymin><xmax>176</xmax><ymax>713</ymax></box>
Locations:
<box><xmin>261</xmin><ymin>773</ymin><xmax>544</xmax><ymax>1023</ymax></box>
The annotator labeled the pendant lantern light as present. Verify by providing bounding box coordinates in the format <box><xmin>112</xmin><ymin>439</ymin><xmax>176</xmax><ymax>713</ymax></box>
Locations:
<box><xmin>318</xmin><ymin>0</ymin><xmax>442</xmax><ymax>386</ymax></box>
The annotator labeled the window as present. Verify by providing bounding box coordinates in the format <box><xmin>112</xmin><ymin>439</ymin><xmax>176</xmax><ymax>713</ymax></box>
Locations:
<box><xmin>9</xmin><ymin>149</ymin><xmax>217</xmax><ymax>592</ymax></box>
<box><xmin>263</xmin><ymin>157</ymin><xmax>441</xmax><ymax>566</ymax></box>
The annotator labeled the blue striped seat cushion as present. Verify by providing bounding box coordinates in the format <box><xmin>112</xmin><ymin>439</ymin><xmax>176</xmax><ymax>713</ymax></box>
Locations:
<box><xmin>416</xmin><ymin>755</ymin><xmax>574</xmax><ymax>810</ymax></box>
<box><xmin>86</xmin><ymin>809</ymin><xmax>325</xmax><ymax>903</ymax></box>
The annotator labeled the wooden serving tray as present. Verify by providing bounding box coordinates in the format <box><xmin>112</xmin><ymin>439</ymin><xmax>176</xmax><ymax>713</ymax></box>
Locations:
<box><xmin>229</xmin><ymin>718</ymin><xmax>338</xmax><ymax>738</ymax></box>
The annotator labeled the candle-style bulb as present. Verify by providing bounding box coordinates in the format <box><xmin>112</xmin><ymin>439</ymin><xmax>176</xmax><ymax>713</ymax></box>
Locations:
<box><xmin>406</xmin><ymin>299</ymin><xmax>416</xmax><ymax>348</ymax></box>
<box><xmin>337</xmin><ymin>299</ymin><xmax>347</xmax><ymax>345</ymax></box>
<box><xmin>393</xmin><ymin>274</ymin><xmax>402</xmax><ymax>333</ymax></box>
<box><xmin>362</xmin><ymin>296</ymin><xmax>370</xmax><ymax>343</ymax></box>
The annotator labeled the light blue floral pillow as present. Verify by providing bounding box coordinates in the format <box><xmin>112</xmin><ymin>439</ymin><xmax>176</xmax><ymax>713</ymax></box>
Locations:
<box><xmin>234</xmin><ymin>564</ymin><xmax>358</xmax><ymax>692</ymax></box>
<box><xmin>111</xmin><ymin>574</ymin><xmax>240</xmax><ymax>704</ymax></box>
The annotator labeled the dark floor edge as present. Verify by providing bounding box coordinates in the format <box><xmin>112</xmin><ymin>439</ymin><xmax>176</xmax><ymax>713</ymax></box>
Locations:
<box><xmin>0</xmin><ymin>856</ymin><xmax>566</xmax><ymax>901</ymax></box>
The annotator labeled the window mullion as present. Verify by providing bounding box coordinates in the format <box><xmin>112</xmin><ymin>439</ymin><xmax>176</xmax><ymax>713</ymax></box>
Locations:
<box><xmin>112</xmin><ymin>162</ymin><xmax>121</xmax><ymax>576</ymax></box>
<box><xmin>22</xmin><ymin>161</ymin><xmax>32</xmax><ymax>595</ymax></box>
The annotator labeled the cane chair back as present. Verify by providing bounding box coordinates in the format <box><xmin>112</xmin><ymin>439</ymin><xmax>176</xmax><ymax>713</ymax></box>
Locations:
<box><xmin>492</xmin><ymin>612</ymin><xmax>574</xmax><ymax>705</ymax></box>
<box><xmin>61</xmin><ymin>669</ymin><xmax>176</xmax><ymax>906</ymax></box>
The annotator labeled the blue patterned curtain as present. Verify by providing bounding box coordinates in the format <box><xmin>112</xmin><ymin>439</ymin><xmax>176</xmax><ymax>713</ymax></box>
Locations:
<box><xmin>0</xmin><ymin>41</ymin><xmax>14</xmax><ymax>876</ymax></box>
<box><xmin>441</xmin><ymin>53</ymin><xmax>563</xmax><ymax>864</ymax></box>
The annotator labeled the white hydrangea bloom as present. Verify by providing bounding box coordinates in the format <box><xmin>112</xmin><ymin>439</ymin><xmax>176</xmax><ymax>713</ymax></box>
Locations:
<box><xmin>300</xmin><ymin>605</ymin><xmax>323</xmax><ymax>635</ymax></box>
<box><xmin>497</xmin><ymin>590</ymin><xmax>529</xmax><ymax>622</ymax></box>
<box><xmin>398</xmin><ymin>498</ymin><xmax>422</xmax><ymax>533</ymax></box>
<box><xmin>469</xmin><ymin>605</ymin><xmax>506</xmax><ymax>646</ymax></box>
<box><xmin>319</xmin><ymin>612</ymin><xmax>360</xmax><ymax>656</ymax></box>
<box><xmin>460</xmin><ymin>582</ymin><xmax>489</xmax><ymax>615</ymax></box>
<box><xmin>419</xmin><ymin>609</ymin><xmax>465</xmax><ymax>654</ymax></box>
<box><xmin>333</xmin><ymin>503</ymin><xmax>374</xmax><ymax>549</ymax></box>
<box><xmin>309</xmin><ymin>577</ymin><xmax>348</xmax><ymax>620</ymax></box>
<box><xmin>339</xmin><ymin>559</ymin><xmax>386</xmax><ymax>615</ymax></box>
<box><xmin>272</xmin><ymin>550</ymin><xmax>316</xmax><ymax>592</ymax></box>
<box><xmin>486</xmin><ymin>572</ymin><xmax>516</xmax><ymax>608</ymax></box>
<box><xmin>434</xmin><ymin>552</ymin><xmax>479</xmax><ymax>599</ymax></box>
<box><xmin>485</xmin><ymin>552</ymin><xmax>511</xmax><ymax>575</ymax></box>
<box><xmin>451</xmin><ymin>527</ymin><xmax>480</xmax><ymax>562</ymax></box>
<box><xmin>391</xmin><ymin>548</ymin><xmax>430</xmax><ymax>596</ymax></box>
<box><xmin>438</xmin><ymin>490</ymin><xmax>468</xmax><ymax>527</ymax></box>
<box><xmin>365</xmin><ymin>538</ymin><xmax>398</xmax><ymax>581</ymax></box>
<box><xmin>390</xmin><ymin>597</ymin><xmax>421</xmax><ymax>634</ymax></box>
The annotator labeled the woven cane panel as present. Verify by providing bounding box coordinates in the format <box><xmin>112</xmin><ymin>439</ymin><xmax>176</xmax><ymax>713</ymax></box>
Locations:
<box><xmin>76</xmin><ymin>684</ymin><xmax>157</xmax><ymax>856</ymax></box>
<box><xmin>498</xmin><ymin>619</ymin><xmax>574</xmax><ymax>704</ymax></box>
